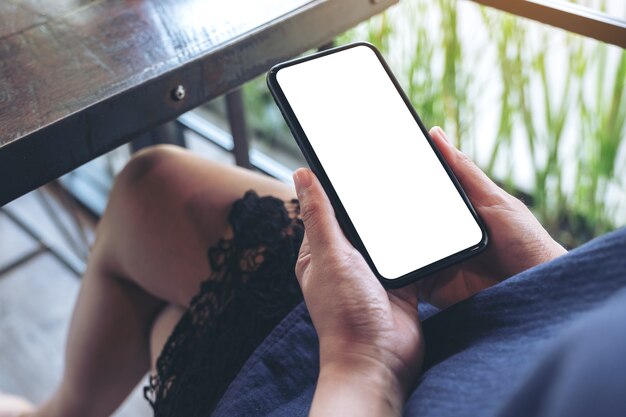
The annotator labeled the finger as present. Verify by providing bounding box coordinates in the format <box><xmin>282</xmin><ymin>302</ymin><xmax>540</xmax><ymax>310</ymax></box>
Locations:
<box><xmin>293</xmin><ymin>168</ymin><xmax>350</xmax><ymax>255</ymax></box>
<box><xmin>294</xmin><ymin>233</ymin><xmax>311</xmax><ymax>284</ymax></box>
<box><xmin>388</xmin><ymin>282</ymin><xmax>419</xmax><ymax>307</ymax></box>
<box><xmin>429</xmin><ymin>127</ymin><xmax>505</xmax><ymax>205</ymax></box>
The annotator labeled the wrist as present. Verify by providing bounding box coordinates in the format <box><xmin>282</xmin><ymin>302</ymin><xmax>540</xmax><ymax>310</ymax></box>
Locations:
<box><xmin>538</xmin><ymin>234</ymin><xmax>568</xmax><ymax>264</ymax></box>
<box><xmin>311</xmin><ymin>353</ymin><xmax>406</xmax><ymax>417</ymax></box>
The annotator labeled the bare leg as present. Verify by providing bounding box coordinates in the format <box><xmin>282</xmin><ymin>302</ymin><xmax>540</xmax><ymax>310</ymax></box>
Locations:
<box><xmin>25</xmin><ymin>145</ymin><xmax>295</xmax><ymax>417</ymax></box>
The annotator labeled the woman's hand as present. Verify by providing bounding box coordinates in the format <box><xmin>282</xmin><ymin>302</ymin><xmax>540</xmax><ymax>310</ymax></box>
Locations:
<box><xmin>418</xmin><ymin>127</ymin><xmax>567</xmax><ymax>308</ymax></box>
<box><xmin>293</xmin><ymin>168</ymin><xmax>424</xmax><ymax>417</ymax></box>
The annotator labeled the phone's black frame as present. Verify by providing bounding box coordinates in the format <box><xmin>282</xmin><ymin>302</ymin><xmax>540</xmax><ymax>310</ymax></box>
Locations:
<box><xmin>267</xmin><ymin>42</ymin><xmax>488</xmax><ymax>288</ymax></box>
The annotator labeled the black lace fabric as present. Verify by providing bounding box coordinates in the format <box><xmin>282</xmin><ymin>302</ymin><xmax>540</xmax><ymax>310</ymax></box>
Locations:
<box><xmin>144</xmin><ymin>191</ymin><xmax>304</xmax><ymax>416</ymax></box>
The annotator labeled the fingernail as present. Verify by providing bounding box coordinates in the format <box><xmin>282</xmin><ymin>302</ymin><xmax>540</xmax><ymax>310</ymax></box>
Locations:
<box><xmin>436</xmin><ymin>127</ymin><xmax>450</xmax><ymax>144</ymax></box>
<box><xmin>293</xmin><ymin>168</ymin><xmax>312</xmax><ymax>196</ymax></box>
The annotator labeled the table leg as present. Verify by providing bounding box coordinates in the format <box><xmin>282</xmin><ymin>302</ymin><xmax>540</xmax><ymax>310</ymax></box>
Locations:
<box><xmin>225</xmin><ymin>89</ymin><xmax>252</xmax><ymax>169</ymax></box>
<box><xmin>130</xmin><ymin>121</ymin><xmax>187</xmax><ymax>152</ymax></box>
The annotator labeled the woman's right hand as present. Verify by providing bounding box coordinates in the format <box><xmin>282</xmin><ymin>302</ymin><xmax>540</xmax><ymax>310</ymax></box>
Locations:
<box><xmin>294</xmin><ymin>168</ymin><xmax>424</xmax><ymax>417</ymax></box>
<box><xmin>417</xmin><ymin>127</ymin><xmax>567</xmax><ymax>309</ymax></box>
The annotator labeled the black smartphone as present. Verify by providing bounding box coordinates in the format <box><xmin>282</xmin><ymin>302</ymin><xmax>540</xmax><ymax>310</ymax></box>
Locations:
<box><xmin>267</xmin><ymin>42</ymin><xmax>487</xmax><ymax>288</ymax></box>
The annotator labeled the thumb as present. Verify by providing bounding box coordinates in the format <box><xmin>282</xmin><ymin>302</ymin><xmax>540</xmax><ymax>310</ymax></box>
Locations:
<box><xmin>293</xmin><ymin>168</ymin><xmax>348</xmax><ymax>255</ymax></box>
<box><xmin>429</xmin><ymin>126</ymin><xmax>505</xmax><ymax>205</ymax></box>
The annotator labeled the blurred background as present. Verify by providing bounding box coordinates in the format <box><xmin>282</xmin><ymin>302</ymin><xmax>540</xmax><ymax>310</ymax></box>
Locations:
<box><xmin>229</xmin><ymin>0</ymin><xmax>626</xmax><ymax>249</ymax></box>
<box><xmin>64</xmin><ymin>0</ymin><xmax>625</xmax><ymax>249</ymax></box>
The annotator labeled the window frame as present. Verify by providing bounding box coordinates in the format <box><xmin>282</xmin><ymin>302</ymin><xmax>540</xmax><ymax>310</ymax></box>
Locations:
<box><xmin>470</xmin><ymin>0</ymin><xmax>626</xmax><ymax>48</ymax></box>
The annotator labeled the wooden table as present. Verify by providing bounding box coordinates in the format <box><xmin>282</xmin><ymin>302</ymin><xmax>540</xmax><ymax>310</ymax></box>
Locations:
<box><xmin>0</xmin><ymin>0</ymin><xmax>396</xmax><ymax>206</ymax></box>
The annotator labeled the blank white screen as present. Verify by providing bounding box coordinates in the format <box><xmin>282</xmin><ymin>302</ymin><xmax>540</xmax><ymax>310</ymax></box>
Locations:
<box><xmin>276</xmin><ymin>45</ymin><xmax>483</xmax><ymax>280</ymax></box>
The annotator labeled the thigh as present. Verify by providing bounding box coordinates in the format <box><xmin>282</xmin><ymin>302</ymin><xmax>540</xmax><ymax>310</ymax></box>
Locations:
<box><xmin>92</xmin><ymin>145</ymin><xmax>296</xmax><ymax>308</ymax></box>
<box><xmin>150</xmin><ymin>304</ymin><xmax>186</xmax><ymax>369</ymax></box>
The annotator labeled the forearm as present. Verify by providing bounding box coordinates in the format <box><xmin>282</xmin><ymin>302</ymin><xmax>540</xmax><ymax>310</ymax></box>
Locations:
<box><xmin>310</xmin><ymin>359</ymin><xmax>405</xmax><ymax>417</ymax></box>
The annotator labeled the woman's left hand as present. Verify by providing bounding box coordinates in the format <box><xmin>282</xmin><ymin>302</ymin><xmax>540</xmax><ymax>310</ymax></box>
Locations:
<box><xmin>293</xmin><ymin>168</ymin><xmax>424</xmax><ymax>417</ymax></box>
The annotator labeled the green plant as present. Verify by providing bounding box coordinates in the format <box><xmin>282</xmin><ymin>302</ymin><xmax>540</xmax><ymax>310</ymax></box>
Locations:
<box><xmin>478</xmin><ymin>3</ymin><xmax>624</xmax><ymax>247</ymax></box>
<box><xmin>480</xmin><ymin>8</ymin><xmax>525</xmax><ymax>190</ymax></box>
<box><xmin>438</xmin><ymin>0</ymin><xmax>471</xmax><ymax>150</ymax></box>
<box><xmin>574</xmin><ymin>47</ymin><xmax>626</xmax><ymax>239</ymax></box>
<box><xmin>237</xmin><ymin>0</ymin><xmax>625</xmax><ymax>246</ymax></box>
<box><xmin>404</xmin><ymin>1</ymin><xmax>446</xmax><ymax>134</ymax></box>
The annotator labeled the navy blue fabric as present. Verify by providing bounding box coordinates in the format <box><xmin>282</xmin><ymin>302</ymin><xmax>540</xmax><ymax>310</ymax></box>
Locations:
<box><xmin>495</xmin><ymin>286</ymin><xmax>626</xmax><ymax>417</ymax></box>
<box><xmin>212</xmin><ymin>227</ymin><xmax>626</xmax><ymax>417</ymax></box>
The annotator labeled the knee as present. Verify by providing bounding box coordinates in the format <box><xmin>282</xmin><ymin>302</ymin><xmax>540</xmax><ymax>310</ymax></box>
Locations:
<box><xmin>116</xmin><ymin>144</ymin><xmax>184</xmax><ymax>188</ymax></box>
<box><xmin>110</xmin><ymin>144</ymin><xmax>187</xmax><ymax>202</ymax></box>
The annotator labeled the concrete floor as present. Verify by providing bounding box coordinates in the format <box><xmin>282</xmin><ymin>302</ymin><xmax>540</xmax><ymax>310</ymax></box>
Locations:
<box><xmin>0</xmin><ymin>190</ymin><xmax>151</xmax><ymax>417</ymax></box>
